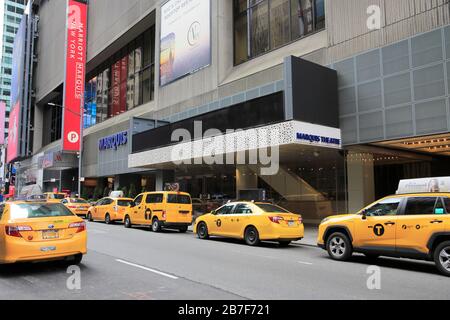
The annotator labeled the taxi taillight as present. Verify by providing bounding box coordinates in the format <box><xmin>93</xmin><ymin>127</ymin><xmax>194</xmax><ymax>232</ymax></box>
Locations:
<box><xmin>5</xmin><ymin>225</ymin><xmax>32</xmax><ymax>238</ymax></box>
<box><xmin>269</xmin><ymin>216</ymin><xmax>284</xmax><ymax>224</ymax></box>
<box><xmin>298</xmin><ymin>216</ymin><xmax>303</xmax><ymax>224</ymax></box>
<box><xmin>69</xmin><ymin>222</ymin><xmax>86</xmax><ymax>233</ymax></box>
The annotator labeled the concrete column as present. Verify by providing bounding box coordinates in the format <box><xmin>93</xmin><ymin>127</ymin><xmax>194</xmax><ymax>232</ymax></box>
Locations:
<box><xmin>155</xmin><ymin>170</ymin><xmax>175</xmax><ymax>191</ymax></box>
<box><xmin>236</xmin><ymin>166</ymin><xmax>258</xmax><ymax>198</ymax></box>
<box><xmin>347</xmin><ymin>152</ymin><xmax>375</xmax><ymax>213</ymax></box>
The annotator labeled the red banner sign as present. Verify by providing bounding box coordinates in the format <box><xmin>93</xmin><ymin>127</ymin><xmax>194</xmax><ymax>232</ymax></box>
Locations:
<box><xmin>62</xmin><ymin>0</ymin><xmax>88</xmax><ymax>152</ymax></box>
<box><xmin>6</xmin><ymin>102</ymin><xmax>20</xmax><ymax>164</ymax></box>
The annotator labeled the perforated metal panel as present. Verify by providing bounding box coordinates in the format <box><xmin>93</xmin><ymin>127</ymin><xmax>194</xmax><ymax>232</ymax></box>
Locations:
<box><xmin>384</xmin><ymin>72</ymin><xmax>411</xmax><ymax>107</ymax></box>
<box><xmin>336</xmin><ymin>26</ymin><xmax>450</xmax><ymax>145</ymax></box>
<box><xmin>382</xmin><ymin>40</ymin><xmax>410</xmax><ymax>76</ymax></box>
<box><xmin>411</xmin><ymin>29</ymin><xmax>443</xmax><ymax>68</ymax></box>
<box><xmin>385</xmin><ymin>106</ymin><xmax>414</xmax><ymax>139</ymax></box>
<box><xmin>415</xmin><ymin>99</ymin><xmax>448</xmax><ymax>135</ymax></box>
<box><xmin>358</xmin><ymin>80</ymin><xmax>382</xmax><ymax>112</ymax></box>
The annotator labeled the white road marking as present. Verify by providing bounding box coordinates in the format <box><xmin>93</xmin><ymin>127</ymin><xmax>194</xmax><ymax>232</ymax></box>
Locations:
<box><xmin>115</xmin><ymin>259</ymin><xmax>179</xmax><ymax>280</ymax></box>
<box><xmin>297</xmin><ymin>261</ymin><xmax>313</xmax><ymax>266</ymax></box>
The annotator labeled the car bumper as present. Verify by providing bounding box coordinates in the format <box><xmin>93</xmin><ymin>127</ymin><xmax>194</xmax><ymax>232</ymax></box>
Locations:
<box><xmin>161</xmin><ymin>221</ymin><xmax>191</xmax><ymax>228</ymax></box>
<box><xmin>260</xmin><ymin>224</ymin><xmax>304</xmax><ymax>241</ymax></box>
<box><xmin>0</xmin><ymin>234</ymin><xmax>87</xmax><ymax>264</ymax></box>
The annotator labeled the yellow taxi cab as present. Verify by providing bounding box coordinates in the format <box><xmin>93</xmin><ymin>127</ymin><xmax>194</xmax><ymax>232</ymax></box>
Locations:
<box><xmin>124</xmin><ymin>191</ymin><xmax>193</xmax><ymax>232</ymax></box>
<box><xmin>43</xmin><ymin>192</ymin><xmax>67</xmax><ymax>203</ymax></box>
<box><xmin>0</xmin><ymin>201</ymin><xmax>87</xmax><ymax>265</ymax></box>
<box><xmin>87</xmin><ymin>197</ymin><xmax>134</xmax><ymax>224</ymax></box>
<box><xmin>194</xmin><ymin>202</ymin><xmax>304</xmax><ymax>247</ymax></box>
<box><xmin>61</xmin><ymin>198</ymin><xmax>90</xmax><ymax>218</ymax></box>
<box><xmin>318</xmin><ymin>193</ymin><xmax>450</xmax><ymax>276</ymax></box>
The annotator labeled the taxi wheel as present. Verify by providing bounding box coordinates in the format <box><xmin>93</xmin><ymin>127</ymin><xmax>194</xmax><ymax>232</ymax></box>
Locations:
<box><xmin>124</xmin><ymin>215</ymin><xmax>132</xmax><ymax>228</ymax></box>
<box><xmin>72</xmin><ymin>254</ymin><xmax>83</xmax><ymax>265</ymax></box>
<box><xmin>434</xmin><ymin>241</ymin><xmax>450</xmax><ymax>277</ymax></box>
<box><xmin>279</xmin><ymin>241</ymin><xmax>291</xmax><ymax>247</ymax></box>
<box><xmin>105</xmin><ymin>213</ymin><xmax>113</xmax><ymax>225</ymax></box>
<box><xmin>152</xmin><ymin>218</ymin><xmax>162</xmax><ymax>232</ymax></box>
<box><xmin>244</xmin><ymin>226</ymin><xmax>260</xmax><ymax>246</ymax></box>
<box><xmin>326</xmin><ymin>232</ymin><xmax>352</xmax><ymax>261</ymax></box>
<box><xmin>197</xmin><ymin>222</ymin><xmax>209</xmax><ymax>239</ymax></box>
<box><xmin>87</xmin><ymin>212</ymin><xmax>93</xmax><ymax>222</ymax></box>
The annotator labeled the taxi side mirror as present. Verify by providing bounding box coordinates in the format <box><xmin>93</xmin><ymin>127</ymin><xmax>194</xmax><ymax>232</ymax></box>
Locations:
<box><xmin>361</xmin><ymin>210</ymin><xmax>368</xmax><ymax>220</ymax></box>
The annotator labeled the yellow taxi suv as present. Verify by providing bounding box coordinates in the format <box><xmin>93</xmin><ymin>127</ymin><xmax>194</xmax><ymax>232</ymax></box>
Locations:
<box><xmin>194</xmin><ymin>202</ymin><xmax>304</xmax><ymax>247</ymax></box>
<box><xmin>87</xmin><ymin>197</ymin><xmax>134</xmax><ymax>224</ymax></box>
<box><xmin>61</xmin><ymin>198</ymin><xmax>90</xmax><ymax>218</ymax></box>
<box><xmin>124</xmin><ymin>192</ymin><xmax>192</xmax><ymax>233</ymax></box>
<box><xmin>0</xmin><ymin>201</ymin><xmax>87</xmax><ymax>265</ymax></box>
<box><xmin>43</xmin><ymin>192</ymin><xmax>67</xmax><ymax>203</ymax></box>
<box><xmin>318</xmin><ymin>193</ymin><xmax>450</xmax><ymax>276</ymax></box>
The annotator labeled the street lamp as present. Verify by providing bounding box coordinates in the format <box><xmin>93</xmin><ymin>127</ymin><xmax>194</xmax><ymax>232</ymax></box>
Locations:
<box><xmin>47</xmin><ymin>102</ymin><xmax>84</xmax><ymax>197</ymax></box>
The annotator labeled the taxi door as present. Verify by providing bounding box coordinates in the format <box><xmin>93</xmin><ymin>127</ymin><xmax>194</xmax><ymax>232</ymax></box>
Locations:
<box><xmin>208</xmin><ymin>204</ymin><xmax>235</xmax><ymax>236</ymax></box>
<box><xmin>131</xmin><ymin>194</ymin><xmax>145</xmax><ymax>224</ymax></box>
<box><xmin>352</xmin><ymin>197</ymin><xmax>403</xmax><ymax>250</ymax></box>
<box><xmin>396</xmin><ymin>197</ymin><xmax>446</xmax><ymax>254</ymax></box>
<box><xmin>93</xmin><ymin>199</ymin><xmax>105</xmax><ymax>220</ymax></box>
<box><xmin>144</xmin><ymin>193</ymin><xmax>164</xmax><ymax>224</ymax></box>
<box><xmin>164</xmin><ymin>193</ymin><xmax>192</xmax><ymax>224</ymax></box>
<box><xmin>228</xmin><ymin>203</ymin><xmax>253</xmax><ymax>238</ymax></box>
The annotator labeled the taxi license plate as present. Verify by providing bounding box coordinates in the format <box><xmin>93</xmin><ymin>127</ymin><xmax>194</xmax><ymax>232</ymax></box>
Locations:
<box><xmin>288</xmin><ymin>221</ymin><xmax>295</xmax><ymax>227</ymax></box>
<box><xmin>42</xmin><ymin>230</ymin><xmax>59</xmax><ymax>240</ymax></box>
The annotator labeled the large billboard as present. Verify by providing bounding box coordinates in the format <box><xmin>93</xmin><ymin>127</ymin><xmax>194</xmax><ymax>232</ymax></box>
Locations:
<box><xmin>7</xmin><ymin>102</ymin><xmax>20</xmax><ymax>164</ymax></box>
<box><xmin>62</xmin><ymin>0</ymin><xmax>88</xmax><ymax>152</ymax></box>
<box><xmin>160</xmin><ymin>0</ymin><xmax>211</xmax><ymax>86</ymax></box>
<box><xmin>0</xmin><ymin>101</ymin><xmax>5</xmax><ymax>146</ymax></box>
<box><xmin>11</xmin><ymin>17</ymin><xmax>26</xmax><ymax>110</ymax></box>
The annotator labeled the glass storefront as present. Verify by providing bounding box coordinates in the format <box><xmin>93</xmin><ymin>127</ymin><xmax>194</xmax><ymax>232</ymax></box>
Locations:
<box><xmin>234</xmin><ymin>0</ymin><xmax>325</xmax><ymax>64</ymax></box>
<box><xmin>84</xmin><ymin>27</ymin><xmax>156</xmax><ymax>129</ymax></box>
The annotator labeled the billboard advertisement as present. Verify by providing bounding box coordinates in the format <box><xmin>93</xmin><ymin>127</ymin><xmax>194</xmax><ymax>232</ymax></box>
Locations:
<box><xmin>160</xmin><ymin>0</ymin><xmax>211</xmax><ymax>86</ymax></box>
<box><xmin>11</xmin><ymin>17</ymin><xmax>26</xmax><ymax>110</ymax></box>
<box><xmin>62</xmin><ymin>0</ymin><xmax>88</xmax><ymax>152</ymax></box>
<box><xmin>0</xmin><ymin>101</ymin><xmax>5</xmax><ymax>146</ymax></box>
<box><xmin>7</xmin><ymin>102</ymin><xmax>20</xmax><ymax>164</ymax></box>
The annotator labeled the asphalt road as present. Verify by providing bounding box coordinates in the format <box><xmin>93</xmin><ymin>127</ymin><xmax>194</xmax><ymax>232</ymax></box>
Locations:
<box><xmin>0</xmin><ymin>221</ymin><xmax>449</xmax><ymax>300</ymax></box>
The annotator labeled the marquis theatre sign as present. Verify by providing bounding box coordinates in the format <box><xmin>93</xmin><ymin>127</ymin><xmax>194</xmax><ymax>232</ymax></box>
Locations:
<box><xmin>99</xmin><ymin>131</ymin><xmax>128</xmax><ymax>151</ymax></box>
<box><xmin>62</xmin><ymin>0</ymin><xmax>88</xmax><ymax>152</ymax></box>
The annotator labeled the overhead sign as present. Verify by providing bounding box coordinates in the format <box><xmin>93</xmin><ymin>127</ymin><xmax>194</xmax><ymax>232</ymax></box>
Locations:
<box><xmin>160</xmin><ymin>0</ymin><xmax>211</xmax><ymax>86</ymax></box>
<box><xmin>397</xmin><ymin>177</ymin><xmax>450</xmax><ymax>194</ymax></box>
<box><xmin>99</xmin><ymin>131</ymin><xmax>128</xmax><ymax>151</ymax></box>
<box><xmin>293</xmin><ymin>122</ymin><xmax>342</xmax><ymax>149</ymax></box>
<box><xmin>7</xmin><ymin>102</ymin><xmax>20</xmax><ymax>164</ymax></box>
<box><xmin>62</xmin><ymin>0</ymin><xmax>88</xmax><ymax>152</ymax></box>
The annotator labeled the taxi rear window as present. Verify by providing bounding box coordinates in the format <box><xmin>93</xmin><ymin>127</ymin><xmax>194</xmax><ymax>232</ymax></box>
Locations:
<box><xmin>117</xmin><ymin>200</ymin><xmax>133</xmax><ymax>207</ymax></box>
<box><xmin>167</xmin><ymin>194</ymin><xmax>192</xmax><ymax>204</ymax></box>
<box><xmin>10</xmin><ymin>203</ymin><xmax>74</xmax><ymax>219</ymax></box>
<box><xmin>70</xmin><ymin>198</ymin><xmax>88</xmax><ymax>204</ymax></box>
<box><xmin>255</xmin><ymin>203</ymin><xmax>290</xmax><ymax>213</ymax></box>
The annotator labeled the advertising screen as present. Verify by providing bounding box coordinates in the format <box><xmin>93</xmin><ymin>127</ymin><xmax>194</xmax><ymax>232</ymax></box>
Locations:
<box><xmin>160</xmin><ymin>0</ymin><xmax>211</xmax><ymax>86</ymax></box>
<box><xmin>0</xmin><ymin>101</ymin><xmax>5</xmax><ymax>146</ymax></box>
<box><xmin>11</xmin><ymin>17</ymin><xmax>26</xmax><ymax>110</ymax></box>
<box><xmin>7</xmin><ymin>102</ymin><xmax>20</xmax><ymax>164</ymax></box>
<box><xmin>62</xmin><ymin>0</ymin><xmax>88</xmax><ymax>152</ymax></box>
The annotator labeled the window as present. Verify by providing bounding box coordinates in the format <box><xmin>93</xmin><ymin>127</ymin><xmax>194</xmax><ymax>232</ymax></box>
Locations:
<box><xmin>216</xmin><ymin>205</ymin><xmax>235</xmax><ymax>215</ymax></box>
<box><xmin>146</xmin><ymin>194</ymin><xmax>164</xmax><ymax>204</ymax></box>
<box><xmin>167</xmin><ymin>194</ymin><xmax>192</xmax><ymax>204</ymax></box>
<box><xmin>104</xmin><ymin>198</ymin><xmax>114</xmax><ymax>205</ymax></box>
<box><xmin>84</xmin><ymin>26</ymin><xmax>155</xmax><ymax>128</ymax></box>
<box><xmin>234</xmin><ymin>0</ymin><xmax>325</xmax><ymax>64</ymax></box>
<box><xmin>134</xmin><ymin>195</ymin><xmax>143</xmax><ymax>206</ymax></box>
<box><xmin>364</xmin><ymin>198</ymin><xmax>402</xmax><ymax>217</ymax></box>
<box><xmin>255</xmin><ymin>203</ymin><xmax>290</xmax><ymax>213</ymax></box>
<box><xmin>234</xmin><ymin>204</ymin><xmax>253</xmax><ymax>214</ymax></box>
<box><xmin>118</xmin><ymin>200</ymin><xmax>133</xmax><ymax>207</ymax></box>
<box><xmin>10</xmin><ymin>204</ymin><xmax>74</xmax><ymax>220</ymax></box>
<box><xmin>444</xmin><ymin>198</ymin><xmax>450</xmax><ymax>214</ymax></box>
<box><xmin>404</xmin><ymin>197</ymin><xmax>438</xmax><ymax>215</ymax></box>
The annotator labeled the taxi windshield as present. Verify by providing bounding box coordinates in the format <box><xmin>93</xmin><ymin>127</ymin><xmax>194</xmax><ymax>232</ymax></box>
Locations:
<box><xmin>49</xmin><ymin>194</ymin><xmax>66</xmax><ymax>200</ymax></box>
<box><xmin>10</xmin><ymin>203</ymin><xmax>74</xmax><ymax>220</ymax></box>
<box><xmin>70</xmin><ymin>198</ymin><xmax>88</xmax><ymax>204</ymax></box>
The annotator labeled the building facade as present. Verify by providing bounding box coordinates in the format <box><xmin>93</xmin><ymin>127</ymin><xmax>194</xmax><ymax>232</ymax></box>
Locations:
<box><xmin>11</xmin><ymin>0</ymin><xmax>450</xmax><ymax>222</ymax></box>
<box><xmin>0</xmin><ymin>0</ymin><xmax>26</xmax><ymax>139</ymax></box>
